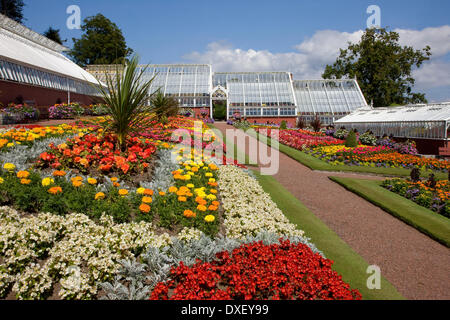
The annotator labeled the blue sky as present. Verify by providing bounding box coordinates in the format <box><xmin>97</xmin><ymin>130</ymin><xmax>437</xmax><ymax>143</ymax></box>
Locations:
<box><xmin>23</xmin><ymin>0</ymin><xmax>450</xmax><ymax>102</ymax></box>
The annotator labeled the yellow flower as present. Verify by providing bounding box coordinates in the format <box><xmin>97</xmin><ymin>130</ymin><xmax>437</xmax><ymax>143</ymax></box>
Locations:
<box><xmin>206</xmin><ymin>194</ymin><xmax>217</xmax><ymax>201</ymax></box>
<box><xmin>159</xmin><ymin>191</ymin><xmax>166</xmax><ymax>196</ymax></box>
<box><xmin>95</xmin><ymin>192</ymin><xmax>105</xmax><ymax>200</ymax></box>
<box><xmin>0</xmin><ymin>177</ymin><xmax>3</xmax><ymax>184</ymax></box>
<box><xmin>3</xmin><ymin>163</ymin><xmax>15</xmax><ymax>171</ymax></box>
<box><xmin>209</xmin><ymin>178</ymin><xmax>216</xmax><ymax>183</ymax></box>
<box><xmin>137</xmin><ymin>187</ymin><xmax>146</xmax><ymax>195</ymax></box>
<box><xmin>110</xmin><ymin>177</ymin><xmax>118</xmax><ymax>183</ymax></box>
<box><xmin>205</xmin><ymin>173</ymin><xmax>213</xmax><ymax>178</ymax></box>
<box><xmin>17</xmin><ymin>171</ymin><xmax>30</xmax><ymax>179</ymax></box>
<box><xmin>42</xmin><ymin>177</ymin><xmax>54</xmax><ymax>187</ymax></box>
<box><xmin>7</xmin><ymin>143</ymin><xmax>14</xmax><ymax>148</ymax></box>
<box><xmin>204</xmin><ymin>215</ymin><xmax>215</xmax><ymax>223</ymax></box>
<box><xmin>186</xmin><ymin>184</ymin><xmax>195</xmax><ymax>189</ymax></box>
<box><xmin>142</xmin><ymin>196</ymin><xmax>153</xmax><ymax>204</ymax></box>
<box><xmin>87</xmin><ymin>178</ymin><xmax>97</xmax><ymax>185</ymax></box>
<box><xmin>118</xmin><ymin>189</ymin><xmax>129</xmax><ymax>197</ymax></box>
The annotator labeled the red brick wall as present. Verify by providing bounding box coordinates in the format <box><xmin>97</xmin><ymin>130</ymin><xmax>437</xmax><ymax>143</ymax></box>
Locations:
<box><xmin>0</xmin><ymin>80</ymin><xmax>101</xmax><ymax>107</ymax></box>
<box><xmin>241</xmin><ymin>117</ymin><xmax>297</xmax><ymax>127</ymax></box>
<box><xmin>394</xmin><ymin>137</ymin><xmax>446</xmax><ymax>156</ymax></box>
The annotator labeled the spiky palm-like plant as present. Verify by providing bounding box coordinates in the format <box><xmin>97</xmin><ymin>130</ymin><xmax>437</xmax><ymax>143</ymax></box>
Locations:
<box><xmin>151</xmin><ymin>90</ymin><xmax>180</xmax><ymax>121</ymax></box>
<box><xmin>95</xmin><ymin>55</ymin><xmax>156</xmax><ymax>151</ymax></box>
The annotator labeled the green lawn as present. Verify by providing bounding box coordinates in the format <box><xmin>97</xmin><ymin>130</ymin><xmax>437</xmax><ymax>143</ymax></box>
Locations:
<box><xmin>253</xmin><ymin>170</ymin><xmax>404</xmax><ymax>300</ymax></box>
<box><xmin>246</xmin><ymin>130</ymin><xmax>446</xmax><ymax>179</ymax></box>
<box><xmin>330</xmin><ymin>177</ymin><xmax>450</xmax><ymax>248</ymax></box>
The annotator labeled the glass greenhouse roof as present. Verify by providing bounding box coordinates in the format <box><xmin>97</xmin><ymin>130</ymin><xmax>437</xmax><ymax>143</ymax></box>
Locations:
<box><xmin>335</xmin><ymin>103</ymin><xmax>450</xmax><ymax>140</ymax></box>
<box><xmin>335</xmin><ymin>103</ymin><xmax>450</xmax><ymax>123</ymax></box>
<box><xmin>293</xmin><ymin>80</ymin><xmax>367</xmax><ymax>116</ymax></box>
<box><xmin>0</xmin><ymin>14</ymin><xmax>102</xmax><ymax>96</ymax></box>
<box><xmin>213</xmin><ymin>72</ymin><xmax>296</xmax><ymax>108</ymax></box>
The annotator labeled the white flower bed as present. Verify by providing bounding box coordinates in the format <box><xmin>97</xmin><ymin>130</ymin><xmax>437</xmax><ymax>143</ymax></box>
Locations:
<box><xmin>218</xmin><ymin>165</ymin><xmax>305</xmax><ymax>239</ymax></box>
<box><xmin>0</xmin><ymin>207</ymin><xmax>180</xmax><ymax>300</ymax></box>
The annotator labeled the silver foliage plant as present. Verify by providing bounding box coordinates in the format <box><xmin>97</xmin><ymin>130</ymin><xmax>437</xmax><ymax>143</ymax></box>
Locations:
<box><xmin>139</xmin><ymin>149</ymin><xmax>177</xmax><ymax>192</ymax></box>
<box><xmin>0</xmin><ymin>136</ymin><xmax>72</xmax><ymax>171</ymax></box>
<box><xmin>100</xmin><ymin>231</ymin><xmax>323</xmax><ymax>300</ymax></box>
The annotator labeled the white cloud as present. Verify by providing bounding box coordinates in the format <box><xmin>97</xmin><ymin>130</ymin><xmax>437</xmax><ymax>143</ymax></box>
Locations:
<box><xmin>183</xmin><ymin>26</ymin><xmax>450</xmax><ymax>101</ymax></box>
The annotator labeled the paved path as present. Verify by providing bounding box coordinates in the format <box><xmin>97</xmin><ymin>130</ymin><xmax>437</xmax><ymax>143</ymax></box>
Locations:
<box><xmin>214</xmin><ymin>122</ymin><xmax>450</xmax><ymax>300</ymax></box>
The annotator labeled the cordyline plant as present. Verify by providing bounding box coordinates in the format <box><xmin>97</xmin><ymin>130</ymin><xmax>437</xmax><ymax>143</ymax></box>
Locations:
<box><xmin>151</xmin><ymin>90</ymin><xmax>180</xmax><ymax>122</ymax></box>
<box><xmin>95</xmin><ymin>55</ymin><xmax>156</xmax><ymax>151</ymax></box>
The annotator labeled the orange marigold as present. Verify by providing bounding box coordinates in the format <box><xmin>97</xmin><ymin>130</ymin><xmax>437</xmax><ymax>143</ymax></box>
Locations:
<box><xmin>183</xmin><ymin>210</ymin><xmax>196</xmax><ymax>218</ymax></box>
<box><xmin>48</xmin><ymin>186</ymin><xmax>62</xmax><ymax>195</ymax></box>
<box><xmin>17</xmin><ymin>171</ymin><xmax>30</xmax><ymax>179</ymax></box>
<box><xmin>142</xmin><ymin>196</ymin><xmax>153</xmax><ymax>204</ymax></box>
<box><xmin>20</xmin><ymin>179</ymin><xmax>31</xmax><ymax>185</ymax></box>
<box><xmin>139</xmin><ymin>203</ymin><xmax>151</xmax><ymax>213</ymax></box>
<box><xmin>53</xmin><ymin>170</ymin><xmax>66</xmax><ymax>177</ymax></box>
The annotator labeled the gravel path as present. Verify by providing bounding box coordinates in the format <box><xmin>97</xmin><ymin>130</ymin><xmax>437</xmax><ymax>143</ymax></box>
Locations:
<box><xmin>214</xmin><ymin>122</ymin><xmax>450</xmax><ymax>300</ymax></box>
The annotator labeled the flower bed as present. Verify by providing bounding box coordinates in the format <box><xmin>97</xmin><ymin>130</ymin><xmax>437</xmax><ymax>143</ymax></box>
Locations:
<box><xmin>49</xmin><ymin>103</ymin><xmax>85</xmax><ymax>119</ymax></box>
<box><xmin>35</xmin><ymin>133</ymin><xmax>158</xmax><ymax>178</ymax></box>
<box><xmin>382</xmin><ymin>178</ymin><xmax>450</xmax><ymax>218</ymax></box>
<box><xmin>218</xmin><ymin>165</ymin><xmax>304</xmax><ymax>239</ymax></box>
<box><xmin>0</xmin><ymin>103</ymin><xmax>39</xmax><ymax>124</ymax></box>
<box><xmin>0</xmin><ymin>124</ymin><xmax>88</xmax><ymax>152</ymax></box>
<box><xmin>0</xmin><ymin>116</ymin><xmax>360</xmax><ymax>300</ymax></box>
<box><xmin>150</xmin><ymin>240</ymin><xmax>361</xmax><ymax>300</ymax></box>
<box><xmin>309</xmin><ymin>145</ymin><xmax>449</xmax><ymax>171</ymax></box>
<box><xmin>257</xmin><ymin>128</ymin><xmax>344</xmax><ymax>150</ymax></box>
<box><xmin>254</xmin><ymin>127</ymin><xmax>449</xmax><ymax>172</ymax></box>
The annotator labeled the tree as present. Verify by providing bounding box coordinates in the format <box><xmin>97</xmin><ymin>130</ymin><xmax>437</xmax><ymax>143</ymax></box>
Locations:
<box><xmin>323</xmin><ymin>28</ymin><xmax>431</xmax><ymax>108</ymax></box>
<box><xmin>0</xmin><ymin>0</ymin><xmax>24</xmax><ymax>23</ymax></box>
<box><xmin>43</xmin><ymin>27</ymin><xmax>65</xmax><ymax>45</ymax></box>
<box><xmin>69</xmin><ymin>14</ymin><xmax>133</xmax><ymax>67</ymax></box>
<box><xmin>151</xmin><ymin>90</ymin><xmax>180</xmax><ymax>121</ymax></box>
<box><xmin>96</xmin><ymin>55</ymin><xmax>156</xmax><ymax>151</ymax></box>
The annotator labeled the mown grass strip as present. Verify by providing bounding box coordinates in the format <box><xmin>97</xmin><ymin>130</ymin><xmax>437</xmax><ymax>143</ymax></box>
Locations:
<box><xmin>246</xmin><ymin>129</ymin><xmax>446</xmax><ymax>179</ymax></box>
<box><xmin>330</xmin><ymin>176</ymin><xmax>450</xmax><ymax>248</ymax></box>
<box><xmin>253</xmin><ymin>170</ymin><xmax>404</xmax><ymax>300</ymax></box>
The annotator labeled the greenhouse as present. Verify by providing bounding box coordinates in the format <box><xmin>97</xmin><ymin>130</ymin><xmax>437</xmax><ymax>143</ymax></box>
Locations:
<box><xmin>293</xmin><ymin>79</ymin><xmax>368</xmax><ymax>125</ymax></box>
<box><xmin>335</xmin><ymin>103</ymin><xmax>450</xmax><ymax>140</ymax></box>
<box><xmin>213</xmin><ymin>72</ymin><xmax>297</xmax><ymax>118</ymax></box>
<box><xmin>0</xmin><ymin>14</ymin><xmax>102</xmax><ymax>106</ymax></box>
<box><xmin>86</xmin><ymin>65</ymin><xmax>368</xmax><ymax>123</ymax></box>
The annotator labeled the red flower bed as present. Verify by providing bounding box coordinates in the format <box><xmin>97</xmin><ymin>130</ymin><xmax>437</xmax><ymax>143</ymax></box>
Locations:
<box><xmin>150</xmin><ymin>240</ymin><xmax>362</xmax><ymax>300</ymax></box>
<box><xmin>36</xmin><ymin>133</ymin><xmax>157</xmax><ymax>176</ymax></box>
<box><xmin>257</xmin><ymin>128</ymin><xmax>344</xmax><ymax>150</ymax></box>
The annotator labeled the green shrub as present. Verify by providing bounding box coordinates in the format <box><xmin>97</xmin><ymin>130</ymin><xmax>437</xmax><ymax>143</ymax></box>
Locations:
<box><xmin>280</xmin><ymin>120</ymin><xmax>287</xmax><ymax>130</ymax></box>
<box><xmin>345</xmin><ymin>130</ymin><xmax>358</xmax><ymax>148</ymax></box>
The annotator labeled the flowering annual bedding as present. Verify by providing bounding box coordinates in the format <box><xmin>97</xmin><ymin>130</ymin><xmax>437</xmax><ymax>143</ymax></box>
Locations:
<box><xmin>382</xmin><ymin>178</ymin><xmax>450</xmax><ymax>218</ymax></box>
<box><xmin>0</xmin><ymin>116</ymin><xmax>360</xmax><ymax>300</ymax></box>
<box><xmin>255</xmin><ymin>128</ymin><xmax>450</xmax><ymax>172</ymax></box>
